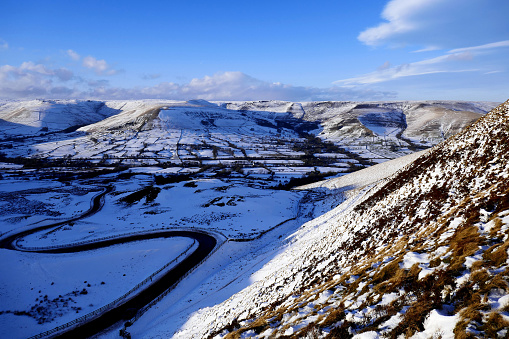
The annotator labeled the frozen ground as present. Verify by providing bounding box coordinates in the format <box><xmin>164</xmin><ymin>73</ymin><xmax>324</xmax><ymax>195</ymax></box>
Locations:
<box><xmin>16</xmin><ymin>175</ymin><xmax>303</xmax><ymax>247</ymax></box>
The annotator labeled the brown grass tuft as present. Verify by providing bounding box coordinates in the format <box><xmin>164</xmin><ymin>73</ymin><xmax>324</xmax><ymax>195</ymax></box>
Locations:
<box><xmin>488</xmin><ymin>217</ymin><xmax>503</xmax><ymax>238</ymax></box>
<box><xmin>388</xmin><ymin>293</ymin><xmax>435</xmax><ymax>338</ymax></box>
<box><xmin>481</xmin><ymin>312</ymin><xmax>509</xmax><ymax>338</ymax></box>
<box><xmin>324</xmin><ymin>320</ymin><xmax>352</xmax><ymax>339</ymax></box>
<box><xmin>449</xmin><ymin>225</ymin><xmax>481</xmax><ymax>272</ymax></box>
<box><xmin>470</xmin><ymin>269</ymin><xmax>491</xmax><ymax>289</ymax></box>
<box><xmin>469</xmin><ymin>260</ymin><xmax>484</xmax><ymax>272</ymax></box>
<box><xmin>371</xmin><ymin>260</ymin><xmax>401</xmax><ymax>286</ymax></box>
<box><xmin>320</xmin><ymin>307</ymin><xmax>345</xmax><ymax>328</ymax></box>
<box><xmin>482</xmin><ymin>241</ymin><xmax>509</xmax><ymax>267</ymax></box>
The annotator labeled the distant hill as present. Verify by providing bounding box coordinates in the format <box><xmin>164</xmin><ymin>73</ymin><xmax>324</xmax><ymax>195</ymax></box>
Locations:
<box><xmin>0</xmin><ymin>100</ymin><xmax>497</xmax><ymax>178</ymax></box>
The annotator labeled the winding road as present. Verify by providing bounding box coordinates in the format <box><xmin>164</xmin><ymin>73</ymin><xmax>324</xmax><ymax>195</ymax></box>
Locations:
<box><xmin>0</xmin><ymin>186</ymin><xmax>218</xmax><ymax>339</ymax></box>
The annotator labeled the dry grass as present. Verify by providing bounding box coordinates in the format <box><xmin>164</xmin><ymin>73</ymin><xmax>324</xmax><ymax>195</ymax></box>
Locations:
<box><xmin>470</xmin><ymin>269</ymin><xmax>491</xmax><ymax>289</ymax></box>
<box><xmin>388</xmin><ymin>296</ymin><xmax>435</xmax><ymax>338</ymax></box>
<box><xmin>488</xmin><ymin>217</ymin><xmax>503</xmax><ymax>238</ymax></box>
<box><xmin>371</xmin><ymin>260</ymin><xmax>401</xmax><ymax>285</ymax></box>
<box><xmin>469</xmin><ymin>260</ymin><xmax>485</xmax><ymax>272</ymax></box>
<box><xmin>295</xmin><ymin>322</ymin><xmax>320</xmax><ymax>338</ymax></box>
<box><xmin>319</xmin><ymin>307</ymin><xmax>345</xmax><ymax>328</ymax></box>
<box><xmin>324</xmin><ymin>321</ymin><xmax>352</xmax><ymax>339</ymax></box>
<box><xmin>429</xmin><ymin>256</ymin><xmax>442</xmax><ymax>268</ymax></box>
<box><xmin>448</xmin><ymin>225</ymin><xmax>481</xmax><ymax>273</ymax></box>
<box><xmin>483</xmin><ymin>240</ymin><xmax>509</xmax><ymax>267</ymax></box>
<box><xmin>223</xmin><ymin>317</ymin><xmax>270</xmax><ymax>339</ymax></box>
<box><xmin>481</xmin><ymin>312</ymin><xmax>509</xmax><ymax>337</ymax></box>
<box><xmin>223</xmin><ymin>332</ymin><xmax>241</xmax><ymax>339</ymax></box>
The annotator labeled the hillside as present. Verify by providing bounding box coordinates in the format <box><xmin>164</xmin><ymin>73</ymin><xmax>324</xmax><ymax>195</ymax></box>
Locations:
<box><xmin>142</xmin><ymin>100</ymin><xmax>509</xmax><ymax>338</ymax></box>
<box><xmin>221</xmin><ymin>100</ymin><xmax>495</xmax><ymax>147</ymax></box>
<box><xmin>0</xmin><ymin>100</ymin><xmax>121</xmax><ymax>138</ymax></box>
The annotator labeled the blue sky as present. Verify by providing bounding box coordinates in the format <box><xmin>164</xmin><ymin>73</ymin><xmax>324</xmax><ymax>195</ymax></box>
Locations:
<box><xmin>1</xmin><ymin>0</ymin><xmax>508</xmax><ymax>101</ymax></box>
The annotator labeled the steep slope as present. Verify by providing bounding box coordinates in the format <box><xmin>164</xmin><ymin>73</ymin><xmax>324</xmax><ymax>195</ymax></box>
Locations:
<box><xmin>0</xmin><ymin>99</ymin><xmax>121</xmax><ymax>138</ymax></box>
<box><xmin>296</xmin><ymin>150</ymin><xmax>428</xmax><ymax>193</ymax></box>
<box><xmin>402</xmin><ymin>102</ymin><xmax>487</xmax><ymax>141</ymax></box>
<box><xmin>168</xmin><ymin>100</ymin><xmax>509</xmax><ymax>338</ymax></box>
<box><xmin>77</xmin><ymin>100</ymin><xmax>180</xmax><ymax>133</ymax></box>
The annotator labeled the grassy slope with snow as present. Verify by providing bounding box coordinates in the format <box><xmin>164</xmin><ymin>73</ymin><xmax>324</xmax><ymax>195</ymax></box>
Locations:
<box><xmin>146</xmin><ymin>100</ymin><xmax>509</xmax><ymax>338</ymax></box>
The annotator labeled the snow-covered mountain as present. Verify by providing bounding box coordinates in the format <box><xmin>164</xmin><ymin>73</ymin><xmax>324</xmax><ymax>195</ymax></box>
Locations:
<box><xmin>221</xmin><ymin>100</ymin><xmax>495</xmax><ymax>145</ymax></box>
<box><xmin>151</xmin><ymin>100</ymin><xmax>508</xmax><ymax>338</ymax></box>
<box><xmin>0</xmin><ymin>99</ymin><xmax>497</xmax><ymax>179</ymax></box>
<box><xmin>0</xmin><ymin>99</ymin><xmax>122</xmax><ymax>138</ymax></box>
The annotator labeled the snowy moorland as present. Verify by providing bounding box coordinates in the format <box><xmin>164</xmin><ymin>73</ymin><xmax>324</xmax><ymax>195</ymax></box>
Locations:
<box><xmin>0</xmin><ymin>99</ymin><xmax>504</xmax><ymax>338</ymax></box>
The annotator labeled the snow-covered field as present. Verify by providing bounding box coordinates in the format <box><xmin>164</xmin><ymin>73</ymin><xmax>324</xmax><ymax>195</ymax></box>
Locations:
<box><xmin>17</xmin><ymin>175</ymin><xmax>303</xmax><ymax>246</ymax></box>
<box><xmin>0</xmin><ymin>237</ymin><xmax>195</xmax><ymax>339</ymax></box>
<box><xmin>0</xmin><ymin>169</ymin><xmax>305</xmax><ymax>338</ymax></box>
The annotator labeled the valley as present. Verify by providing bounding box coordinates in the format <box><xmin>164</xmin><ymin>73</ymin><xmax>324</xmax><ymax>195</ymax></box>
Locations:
<box><xmin>0</xmin><ymin>99</ymin><xmax>506</xmax><ymax>339</ymax></box>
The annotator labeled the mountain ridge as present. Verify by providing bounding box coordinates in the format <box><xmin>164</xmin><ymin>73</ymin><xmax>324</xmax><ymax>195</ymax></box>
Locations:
<box><xmin>0</xmin><ymin>100</ymin><xmax>498</xmax><ymax>179</ymax></box>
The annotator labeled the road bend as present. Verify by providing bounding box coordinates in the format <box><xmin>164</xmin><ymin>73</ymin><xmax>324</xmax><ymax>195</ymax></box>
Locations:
<box><xmin>0</xmin><ymin>185</ymin><xmax>217</xmax><ymax>339</ymax></box>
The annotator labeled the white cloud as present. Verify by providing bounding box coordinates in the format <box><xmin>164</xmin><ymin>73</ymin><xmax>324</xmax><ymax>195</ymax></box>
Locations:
<box><xmin>82</xmin><ymin>56</ymin><xmax>118</xmax><ymax>76</ymax></box>
<box><xmin>18</xmin><ymin>61</ymin><xmax>53</xmax><ymax>75</ymax></box>
<box><xmin>334</xmin><ymin>53</ymin><xmax>477</xmax><ymax>85</ymax></box>
<box><xmin>67</xmin><ymin>49</ymin><xmax>80</xmax><ymax>61</ymax></box>
<box><xmin>335</xmin><ymin>40</ymin><xmax>508</xmax><ymax>86</ymax></box>
<box><xmin>449</xmin><ymin>40</ymin><xmax>509</xmax><ymax>54</ymax></box>
<box><xmin>354</xmin><ymin>1</ymin><xmax>509</xmax><ymax>99</ymax></box>
<box><xmin>359</xmin><ymin>0</ymin><xmax>509</xmax><ymax>49</ymax></box>
<box><xmin>484</xmin><ymin>70</ymin><xmax>503</xmax><ymax>75</ymax></box>
<box><xmin>116</xmin><ymin>71</ymin><xmax>396</xmax><ymax>101</ymax></box>
<box><xmin>359</xmin><ymin>0</ymin><xmax>441</xmax><ymax>46</ymax></box>
<box><xmin>412</xmin><ymin>46</ymin><xmax>440</xmax><ymax>53</ymax></box>
<box><xmin>67</xmin><ymin>50</ymin><xmax>119</xmax><ymax>76</ymax></box>
<box><xmin>0</xmin><ymin>67</ymin><xmax>395</xmax><ymax>101</ymax></box>
<box><xmin>0</xmin><ymin>62</ymin><xmax>78</xmax><ymax>99</ymax></box>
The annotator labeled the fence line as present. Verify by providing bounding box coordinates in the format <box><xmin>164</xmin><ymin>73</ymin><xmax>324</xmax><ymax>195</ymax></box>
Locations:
<box><xmin>124</xmin><ymin>238</ymin><xmax>224</xmax><ymax>328</ymax></box>
<box><xmin>27</xmin><ymin>239</ymin><xmax>197</xmax><ymax>339</ymax></box>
